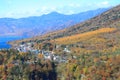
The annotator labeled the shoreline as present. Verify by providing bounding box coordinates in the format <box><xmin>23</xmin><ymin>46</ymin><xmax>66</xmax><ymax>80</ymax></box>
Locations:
<box><xmin>0</xmin><ymin>42</ymin><xmax>11</xmax><ymax>49</ymax></box>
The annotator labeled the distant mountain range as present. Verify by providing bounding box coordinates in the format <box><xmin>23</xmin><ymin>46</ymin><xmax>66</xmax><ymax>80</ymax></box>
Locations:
<box><xmin>0</xmin><ymin>8</ymin><xmax>109</xmax><ymax>37</ymax></box>
<box><xmin>34</xmin><ymin>5</ymin><xmax>120</xmax><ymax>41</ymax></box>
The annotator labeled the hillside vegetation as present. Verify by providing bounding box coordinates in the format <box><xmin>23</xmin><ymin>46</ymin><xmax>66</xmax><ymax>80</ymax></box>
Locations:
<box><xmin>6</xmin><ymin>5</ymin><xmax>120</xmax><ymax>80</ymax></box>
<box><xmin>53</xmin><ymin>28</ymin><xmax>116</xmax><ymax>45</ymax></box>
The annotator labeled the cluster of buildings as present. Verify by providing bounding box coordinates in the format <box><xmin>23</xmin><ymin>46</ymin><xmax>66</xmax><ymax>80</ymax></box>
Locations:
<box><xmin>13</xmin><ymin>42</ymin><xmax>71</xmax><ymax>63</ymax></box>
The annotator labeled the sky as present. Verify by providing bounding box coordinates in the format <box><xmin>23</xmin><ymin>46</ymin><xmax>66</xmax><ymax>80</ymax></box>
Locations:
<box><xmin>0</xmin><ymin>0</ymin><xmax>120</xmax><ymax>18</ymax></box>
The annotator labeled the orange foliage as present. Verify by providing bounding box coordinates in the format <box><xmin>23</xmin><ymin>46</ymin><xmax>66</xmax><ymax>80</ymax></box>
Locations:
<box><xmin>7</xmin><ymin>63</ymin><xmax>14</xmax><ymax>68</ymax></box>
<box><xmin>38</xmin><ymin>53</ymin><xmax>44</xmax><ymax>59</ymax></box>
<box><xmin>0</xmin><ymin>65</ymin><xmax>4</xmax><ymax>71</ymax></box>
<box><xmin>53</xmin><ymin>28</ymin><xmax>116</xmax><ymax>44</ymax></box>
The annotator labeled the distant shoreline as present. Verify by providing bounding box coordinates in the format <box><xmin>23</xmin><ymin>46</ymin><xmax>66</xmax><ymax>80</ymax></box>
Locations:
<box><xmin>0</xmin><ymin>42</ymin><xmax>11</xmax><ymax>49</ymax></box>
<box><xmin>0</xmin><ymin>36</ymin><xmax>27</xmax><ymax>49</ymax></box>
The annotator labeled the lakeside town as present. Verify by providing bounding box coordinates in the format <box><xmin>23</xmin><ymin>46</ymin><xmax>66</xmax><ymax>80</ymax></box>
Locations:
<box><xmin>10</xmin><ymin>41</ymin><xmax>75</xmax><ymax>64</ymax></box>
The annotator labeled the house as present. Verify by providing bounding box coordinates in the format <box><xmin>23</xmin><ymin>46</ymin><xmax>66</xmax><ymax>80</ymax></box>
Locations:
<box><xmin>63</xmin><ymin>48</ymin><xmax>71</xmax><ymax>53</ymax></box>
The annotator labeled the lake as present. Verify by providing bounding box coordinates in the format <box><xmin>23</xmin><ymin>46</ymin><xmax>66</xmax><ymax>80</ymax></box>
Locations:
<box><xmin>0</xmin><ymin>36</ymin><xmax>26</xmax><ymax>49</ymax></box>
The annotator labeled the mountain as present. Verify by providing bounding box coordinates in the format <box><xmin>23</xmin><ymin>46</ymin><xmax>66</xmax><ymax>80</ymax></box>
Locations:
<box><xmin>12</xmin><ymin>5</ymin><xmax>120</xmax><ymax>43</ymax></box>
<box><xmin>12</xmin><ymin>4</ymin><xmax>120</xmax><ymax>55</ymax></box>
<box><xmin>0</xmin><ymin>8</ymin><xmax>109</xmax><ymax>37</ymax></box>
<box><xmin>8</xmin><ymin>5</ymin><xmax>120</xmax><ymax>80</ymax></box>
<box><xmin>32</xmin><ymin>5</ymin><xmax>120</xmax><ymax>40</ymax></box>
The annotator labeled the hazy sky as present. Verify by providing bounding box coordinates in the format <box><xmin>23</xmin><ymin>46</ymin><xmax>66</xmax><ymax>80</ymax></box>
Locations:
<box><xmin>0</xmin><ymin>0</ymin><xmax>120</xmax><ymax>18</ymax></box>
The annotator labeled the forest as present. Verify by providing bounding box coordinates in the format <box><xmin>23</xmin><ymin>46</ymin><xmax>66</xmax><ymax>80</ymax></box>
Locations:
<box><xmin>0</xmin><ymin>27</ymin><xmax>120</xmax><ymax>80</ymax></box>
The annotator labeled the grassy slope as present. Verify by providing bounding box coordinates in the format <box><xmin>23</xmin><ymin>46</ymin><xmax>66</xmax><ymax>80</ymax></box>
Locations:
<box><xmin>53</xmin><ymin>28</ymin><xmax>116</xmax><ymax>45</ymax></box>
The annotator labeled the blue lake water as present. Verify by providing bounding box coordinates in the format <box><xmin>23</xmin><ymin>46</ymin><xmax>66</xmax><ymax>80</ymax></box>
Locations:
<box><xmin>0</xmin><ymin>42</ymin><xmax>11</xmax><ymax>49</ymax></box>
<box><xmin>0</xmin><ymin>36</ymin><xmax>26</xmax><ymax>49</ymax></box>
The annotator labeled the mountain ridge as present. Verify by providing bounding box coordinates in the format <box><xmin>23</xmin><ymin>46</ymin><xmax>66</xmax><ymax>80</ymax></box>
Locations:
<box><xmin>38</xmin><ymin>5</ymin><xmax>120</xmax><ymax>40</ymax></box>
<box><xmin>14</xmin><ymin>4</ymin><xmax>120</xmax><ymax>43</ymax></box>
<box><xmin>0</xmin><ymin>8</ymin><xmax>109</xmax><ymax>37</ymax></box>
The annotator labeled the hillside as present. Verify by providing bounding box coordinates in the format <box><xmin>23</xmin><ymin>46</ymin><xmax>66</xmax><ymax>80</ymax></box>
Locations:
<box><xmin>53</xmin><ymin>28</ymin><xmax>117</xmax><ymax>45</ymax></box>
<box><xmin>0</xmin><ymin>8</ymin><xmax>108</xmax><ymax>37</ymax></box>
<box><xmin>5</xmin><ymin>4</ymin><xmax>120</xmax><ymax>80</ymax></box>
<box><xmin>33</xmin><ymin>5</ymin><xmax>120</xmax><ymax>40</ymax></box>
<box><xmin>12</xmin><ymin>5</ymin><xmax>120</xmax><ymax>43</ymax></box>
<box><xmin>9</xmin><ymin>5</ymin><xmax>120</xmax><ymax>54</ymax></box>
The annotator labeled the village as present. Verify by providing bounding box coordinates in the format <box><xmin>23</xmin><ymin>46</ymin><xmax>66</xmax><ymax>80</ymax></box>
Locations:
<box><xmin>12</xmin><ymin>42</ymin><xmax>74</xmax><ymax>63</ymax></box>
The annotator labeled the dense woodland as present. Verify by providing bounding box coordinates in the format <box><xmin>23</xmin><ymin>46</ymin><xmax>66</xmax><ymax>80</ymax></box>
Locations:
<box><xmin>0</xmin><ymin>49</ymin><xmax>57</xmax><ymax>80</ymax></box>
<box><xmin>1</xmin><ymin>27</ymin><xmax>120</xmax><ymax>80</ymax></box>
<box><xmin>0</xmin><ymin>43</ymin><xmax>120</xmax><ymax>80</ymax></box>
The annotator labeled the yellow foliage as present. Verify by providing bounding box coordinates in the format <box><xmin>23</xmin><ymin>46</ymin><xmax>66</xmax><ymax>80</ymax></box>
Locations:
<box><xmin>19</xmin><ymin>52</ymin><xmax>28</xmax><ymax>56</ymax></box>
<box><xmin>83</xmin><ymin>67</ymin><xmax>88</xmax><ymax>74</ymax></box>
<box><xmin>0</xmin><ymin>65</ymin><xmax>4</xmax><ymax>71</ymax></box>
<box><xmin>38</xmin><ymin>53</ymin><xmax>44</xmax><ymax>59</ymax></box>
<box><xmin>112</xmin><ymin>46</ymin><xmax>118</xmax><ymax>52</ymax></box>
<box><xmin>93</xmin><ymin>58</ymin><xmax>100</xmax><ymax>63</ymax></box>
<box><xmin>53</xmin><ymin>28</ymin><xmax>116</xmax><ymax>45</ymax></box>
<box><xmin>71</xmin><ymin>47</ymin><xmax>93</xmax><ymax>54</ymax></box>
